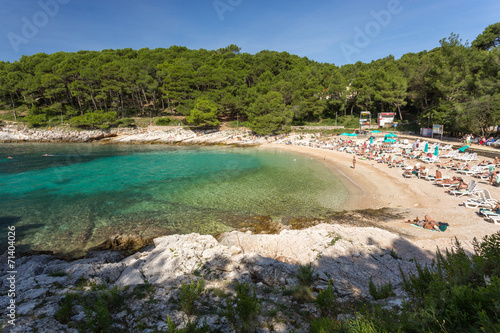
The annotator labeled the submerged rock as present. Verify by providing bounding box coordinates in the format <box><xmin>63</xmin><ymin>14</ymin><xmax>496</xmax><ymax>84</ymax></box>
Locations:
<box><xmin>90</xmin><ymin>234</ymin><xmax>154</xmax><ymax>255</ymax></box>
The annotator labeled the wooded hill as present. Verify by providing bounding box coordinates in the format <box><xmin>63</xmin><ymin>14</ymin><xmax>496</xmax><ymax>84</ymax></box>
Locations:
<box><xmin>0</xmin><ymin>23</ymin><xmax>499</xmax><ymax>135</ymax></box>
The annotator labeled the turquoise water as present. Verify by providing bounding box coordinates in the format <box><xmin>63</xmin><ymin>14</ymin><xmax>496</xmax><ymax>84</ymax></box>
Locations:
<box><xmin>0</xmin><ymin>143</ymin><xmax>349</xmax><ymax>255</ymax></box>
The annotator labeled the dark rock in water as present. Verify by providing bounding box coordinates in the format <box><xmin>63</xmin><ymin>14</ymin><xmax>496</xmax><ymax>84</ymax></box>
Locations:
<box><xmin>90</xmin><ymin>234</ymin><xmax>154</xmax><ymax>255</ymax></box>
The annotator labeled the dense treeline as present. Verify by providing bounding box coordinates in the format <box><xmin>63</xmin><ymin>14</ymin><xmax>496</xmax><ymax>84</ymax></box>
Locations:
<box><xmin>1</xmin><ymin>23</ymin><xmax>500</xmax><ymax>135</ymax></box>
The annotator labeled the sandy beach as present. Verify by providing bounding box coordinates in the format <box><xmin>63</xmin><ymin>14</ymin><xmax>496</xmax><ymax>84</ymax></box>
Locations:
<box><xmin>2</xmin><ymin>124</ymin><xmax>499</xmax><ymax>254</ymax></box>
<box><xmin>263</xmin><ymin>142</ymin><xmax>500</xmax><ymax>253</ymax></box>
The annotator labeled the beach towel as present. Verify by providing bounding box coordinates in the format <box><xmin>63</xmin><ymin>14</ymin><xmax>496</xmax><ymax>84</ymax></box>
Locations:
<box><xmin>410</xmin><ymin>223</ymin><xmax>442</xmax><ymax>231</ymax></box>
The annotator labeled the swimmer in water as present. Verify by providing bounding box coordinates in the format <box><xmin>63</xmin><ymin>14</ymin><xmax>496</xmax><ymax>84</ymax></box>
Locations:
<box><xmin>7</xmin><ymin>156</ymin><xmax>13</xmax><ymax>159</ymax></box>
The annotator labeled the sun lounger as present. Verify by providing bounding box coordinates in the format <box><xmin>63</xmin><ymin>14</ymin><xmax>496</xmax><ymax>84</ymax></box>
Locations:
<box><xmin>449</xmin><ymin>180</ymin><xmax>478</xmax><ymax>196</ymax></box>
<box><xmin>487</xmin><ymin>215</ymin><xmax>500</xmax><ymax>225</ymax></box>
<box><xmin>440</xmin><ymin>150</ymin><xmax>458</xmax><ymax>159</ymax></box>
<box><xmin>482</xmin><ymin>189</ymin><xmax>499</xmax><ymax>204</ymax></box>
<box><xmin>462</xmin><ymin>191</ymin><xmax>496</xmax><ymax>208</ymax></box>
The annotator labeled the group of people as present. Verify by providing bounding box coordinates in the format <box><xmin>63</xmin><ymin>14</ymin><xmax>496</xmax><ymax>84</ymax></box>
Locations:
<box><xmin>405</xmin><ymin>215</ymin><xmax>449</xmax><ymax>231</ymax></box>
<box><xmin>479</xmin><ymin>137</ymin><xmax>496</xmax><ymax>146</ymax></box>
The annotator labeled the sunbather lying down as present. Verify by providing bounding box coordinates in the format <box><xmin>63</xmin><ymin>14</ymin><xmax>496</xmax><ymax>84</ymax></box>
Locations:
<box><xmin>435</xmin><ymin>176</ymin><xmax>462</xmax><ymax>185</ymax></box>
<box><xmin>404</xmin><ymin>215</ymin><xmax>449</xmax><ymax>231</ymax></box>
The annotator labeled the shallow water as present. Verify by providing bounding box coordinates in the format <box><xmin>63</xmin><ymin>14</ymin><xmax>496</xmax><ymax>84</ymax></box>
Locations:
<box><xmin>0</xmin><ymin>143</ymin><xmax>349</xmax><ymax>255</ymax></box>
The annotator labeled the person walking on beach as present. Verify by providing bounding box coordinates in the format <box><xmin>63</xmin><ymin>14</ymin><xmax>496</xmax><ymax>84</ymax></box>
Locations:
<box><xmin>352</xmin><ymin>156</ymin><xmax>356</xmax><ymax>169</ymax></box>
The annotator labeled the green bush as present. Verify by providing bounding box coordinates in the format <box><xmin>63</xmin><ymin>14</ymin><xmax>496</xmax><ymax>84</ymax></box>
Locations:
<box><xmin>185</xmin><ymin>99</ymin><xmax>220</xmax><ymax>127</ymax></box>
<box><xmin>68</xmin><ymin>111</ymin><xmax>117</xmax><ymax>129</ymax></box>
<box><xmin>398</xmin><ymin>234</ymin><xmax>500</xmax><ymax>332</ymax></box>
<box><xmin>166</xmin><ymin>315</ymin><xmax>211</xmax><ymax>333</ymax></box>
<box><xmin>316</xmin><ymin>282</ymin><xmax>337</xmax><ymax>318</ymax></box>
<box><xmin>368</xmin><ymin>277</ymin><xmax>395</xmax><ymax>300</ymax></box>
<box><xmin>180</xmin><ymin>277</ymin><xmax>205</xmax><ymax>315</ymax></box>
<box><xmin>24</xmin><ymin>114</ymin><xmax>47</xmax><ymax>127</ymax></box>
<box><xmin>114</xmin><ymin>117</ymin><xmax>135</xmax><ymax>127</ymax></box>
<box><xmin>310</xmin><ymin>317</ymin><xmax>340</xmax><ymax>333</ymax></box>
<box><xmin>155</xmin><ymin>117</ymin><xmax>172</xmax><ymax>126</ymax></box>
<box><xmin>224</xmin><ymin>281</ymin><xmax>261</xmax><ymax>333</ymax></box>
<box><xmin>84</xmin><ymin>299</ymin><xmax>112</xmax><ymax>333</ymax></box>
<box><xmin>297</xmin><ymin>263</ymin><xmax>316</xmax><ymax>287</ymax></box>
<box><xmin>55</xmin><ymin>293</ymin><xmax>80</xmax><ymax>324</ymax></box>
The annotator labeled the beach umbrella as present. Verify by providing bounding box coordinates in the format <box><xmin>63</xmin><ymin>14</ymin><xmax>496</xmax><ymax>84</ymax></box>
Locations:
<box><xmin>386</xmin><ymin>132</ymin><xmax>397</xmax><ymax>138</ymax></box>
<box><xmin>370</xmin><ymin>137</ymin><xmax>373</xmax><ymax>145</ymax></box>
<box><xmin>341</xmin><ymin>133</ymin><xmax>349</xmax><ymax>136</ymax></box>
<box><xmin>434</xmin><ymin>146</ymin><xmax>439</xmax><ymax>156</ymax></box>
<box><xmin>383</xmin><ymin>138</ymin><xmax>397</xmax><ymax>144</ymax></box>
<box><xmin>424</xmin><ymin>142</ymin><xmax>429</xmax><ymax>153</ymax></box>
<box><xmin>348</xmin><ymin>133</ymin><xmax>358</xmax><ymax>137</ymax></box>
<box><xmin>371</xmin><ymin>130</ymin><xmax>381</xmax><ymax>133</ymax></box>
<box><xmin>458</xmin><ymin>145</ymin><xmax>469</xmax><ymax>152</ymax></box>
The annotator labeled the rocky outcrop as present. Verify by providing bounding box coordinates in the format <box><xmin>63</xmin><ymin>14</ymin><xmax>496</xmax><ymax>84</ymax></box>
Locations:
<box><xmin>89</xmin><ymin>234</ymin><xmax>154</xmax><ymax>256</ymax></box>
<box><xmin>0</xmin><ymin>125</ymin><xmax>273</xmax><ymax>145</ymax></box>
<box><xmin>0</xmin><ymin>224</ymin><xmax>434</xmax><ymax>332</ymax></box>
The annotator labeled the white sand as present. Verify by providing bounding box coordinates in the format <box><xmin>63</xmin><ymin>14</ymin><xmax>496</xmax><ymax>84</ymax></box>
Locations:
<box><xmin>262</xmin><ymin>143</ymin><xmax>500</xmax><ymax>253</ymax></box>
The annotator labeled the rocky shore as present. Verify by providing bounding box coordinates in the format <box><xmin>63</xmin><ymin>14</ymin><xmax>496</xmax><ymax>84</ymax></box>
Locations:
<box><xmin>3</xmin><ymin>125</ymin><xmax>498</xmax><ymax>331</ymax></box>
<box><xmin>0</xmin><ymin>224</ymin><xmax>431</xmax><ymax>332</ymax></box>
<box><xmin>0</xmin><ymin>125</ymin><xmax>276</xmax><ymax>145</ymax></box>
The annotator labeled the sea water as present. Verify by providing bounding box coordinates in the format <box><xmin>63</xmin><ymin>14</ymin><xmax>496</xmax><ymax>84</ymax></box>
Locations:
<box><xmin>0</xmin><ymin>143</ymin><xmax>349</xmax><ymax>255</ymax></box>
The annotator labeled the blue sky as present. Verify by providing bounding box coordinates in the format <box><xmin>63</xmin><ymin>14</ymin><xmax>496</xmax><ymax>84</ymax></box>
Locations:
<box><xmin>1</xmin><ymin>0</ymin><xmax>499</xmax><ymax>66</ymax></box>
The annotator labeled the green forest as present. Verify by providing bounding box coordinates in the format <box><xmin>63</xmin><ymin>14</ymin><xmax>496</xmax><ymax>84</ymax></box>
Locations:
<box><xmin>0</xmin><ymin>23</ymin><xmax>499</xmax><ymax>135</ymax></box>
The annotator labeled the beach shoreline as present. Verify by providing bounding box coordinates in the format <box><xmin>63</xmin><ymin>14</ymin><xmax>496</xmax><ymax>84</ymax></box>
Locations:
<box><xmin>260</xmin><ymin>142</ymin><xmax>500</xmax><ymax>253</ymax></box>
<box><xmin>2</xmin><ymin>125</ymin><xmax>500</xmax><ymax>255</ymax></box>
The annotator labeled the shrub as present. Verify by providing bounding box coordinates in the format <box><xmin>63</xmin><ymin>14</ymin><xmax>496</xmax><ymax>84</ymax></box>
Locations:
<box><xmin>224</xmin><ymin>281</ymin><xmax>261</xmax><ymax>333</ymax></box>
<box><xmin>347</xmin><ymin>318</ymin><xmax>378</xmax><ymax>333</ymax></box>
<box><xmin>291</xmin><ymin>285</ymin><xmax>316</xmax><ymax>303</ymax></box>
<box><xmin>310</xmin><ymin>317</ymin><xmax>340</xmax><ymax>333</ymax></box>
<box><xmin>166</xmin><ymin>315</ymin><xmax>211</xmax><ymax>333</ymax></box>
<box><xmin>55</xmin><ymin>293</ymin><xmax>80</xmax><ymax>324</ymax></box>
<box><xmin>180</xmin><ymin>277</ymin><xmax>205</xmax><ymax>315</ymax></box>
<box><xmin>368</xmin><ymin>277</ymin><xmax>395</xmax><ymax>300</ymax></box>
<box><xmin>84</xmin><ymin>299</ymin><xmax>112</xmax><ymax>333</ymax></box>
<box><xmin>115</xmin><ymin>117</ymin><xmax>135</xmax><ymax>127</ymax></box>
<box><xmin>155</xmin><ymin>117</ymin><xmax>172</xmax><ymax>126</ymax></box>
<box><xmin>472</xmin><ymin>232</ymin><xmax>500</xmax><ymax>277</ymax></box>
<box><xmin>398</xmin><ymin>233</ymin><xmax>500</xmax><ymax>332</ymax></box>
<box><xmin>68</xmin><ymin>111</ymin><xmax>117</xmax><ymax>129</ymax></box>
<box><xmin>297</xmin><ymin>263</ymin><xmax>316</xmax><ymax>287</ymax></box>
<box><xmin>24</xmin><ymin>114</ymin><xmax>47</xmax><ymax>127</ymax></box>
<box><xmin>131</xmin><ymin>281</ymin><xmax>155</xmax><ymax>299</ymax></box>
<box><xmin>316</xmin><ymin>282</ymin><xmax>337</xmax><ymax>317</ymax></box>
<box><xmin>185</xmin><ymin>99</ymin><xmax>220</xmax><ymax>127</ymax></box>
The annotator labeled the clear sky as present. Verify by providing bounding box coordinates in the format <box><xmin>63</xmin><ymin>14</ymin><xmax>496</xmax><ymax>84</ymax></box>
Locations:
<box><xmin>1</xmin><ymin>0</ymin><xmax>499</xmax><ymax>66</ymax></box>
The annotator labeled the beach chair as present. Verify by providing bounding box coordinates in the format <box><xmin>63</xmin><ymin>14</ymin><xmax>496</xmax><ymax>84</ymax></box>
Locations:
<box><xmin>482</xmin><ymin>189</ymin><xmax>499</xmax><ymax>204</ymax></box>
<box><xmin>449</xmin><ymin>180</ymin><xmax>479</xmax><ymax>197</ymax></box>
<box><xmin>454</xmin><ymin>152</ymin><xmax>470</xmax><ymax>161</ymax></box>
<box><xmin>460</xmin><ymin>165</ymin><xmax>483</xmax><ymax>176</ymax></box>
<box><xmin>462</xmin><ymin>191</ymin><xmax>496</xmax><ymax>208</ymax></box>
<box><xmin>422</xmin><ymin>155</ymin><xmax>440</xmax><ymax>164</ymax></box>
<box><xmin>479</xmin><ymin>207</ymin><xmax>499</xmax><ymax>218</ymax></box>
<box><xmin>440</xmin><ymin>150</ymin><xmax>458</xmax><ymax>159</ymax></box>
<box><xmin>487</xmin><ymin>215</ymin><xmax>500</xmax><ymax>225</ymax></box>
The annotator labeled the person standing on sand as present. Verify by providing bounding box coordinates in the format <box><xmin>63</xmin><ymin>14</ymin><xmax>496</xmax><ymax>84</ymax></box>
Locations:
<box><xmin>353</xmin><ymin>156</ymin><xmax>356</xmax><ymax>169</ymax></box>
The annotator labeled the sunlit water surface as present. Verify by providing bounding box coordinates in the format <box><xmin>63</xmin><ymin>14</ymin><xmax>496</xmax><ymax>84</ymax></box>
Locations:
<box><xmin>0</xmin><ymin>143</ymin><xmax>349</xmax><ymax>255</ymax></box>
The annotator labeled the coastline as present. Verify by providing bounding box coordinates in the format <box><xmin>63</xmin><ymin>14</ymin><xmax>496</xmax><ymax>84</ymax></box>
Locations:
<box><xmin>3</xmin><ymin>126</ymin><xmax>500</xmax><ymax>331</ymax></box>
<box><xmin>2</xmin><ymin>125</ymin><xmax>500</xmax><ymax>254</ymax></box>
<box><xmin>262</xmin><ymin>142</ymin><xmax>500</xmax><ymax>254</ymax></box>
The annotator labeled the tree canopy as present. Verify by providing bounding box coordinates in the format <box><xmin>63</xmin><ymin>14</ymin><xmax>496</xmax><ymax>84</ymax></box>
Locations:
<box><xmin>1</xmin><ymin>23</ymin><xmax>500</xmax><ymax>135</ymax></box>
